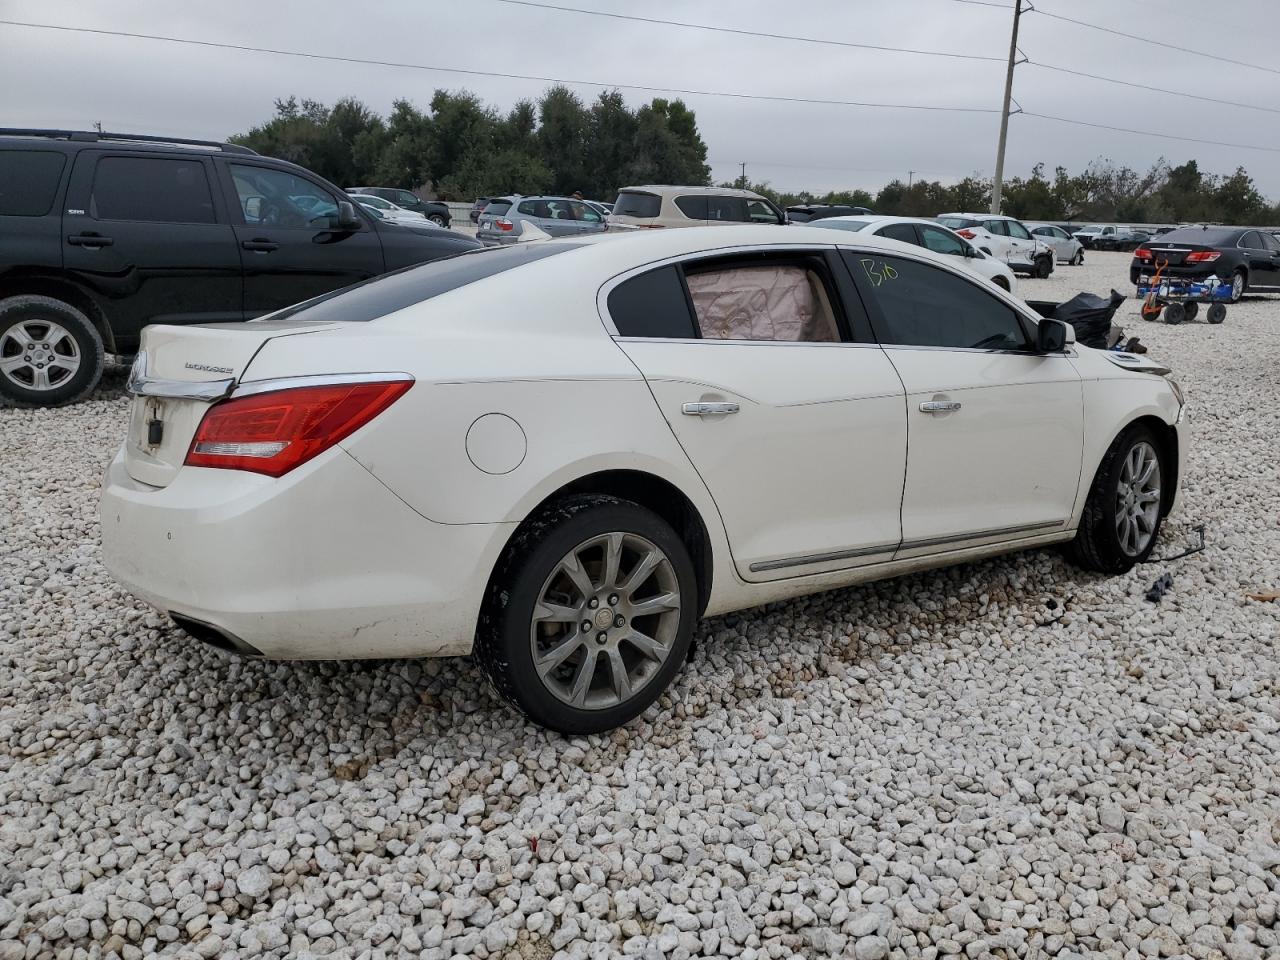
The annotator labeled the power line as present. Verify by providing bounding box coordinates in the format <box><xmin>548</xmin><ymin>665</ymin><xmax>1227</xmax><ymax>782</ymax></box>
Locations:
<box><xmin>1020</xmin><ymin>111</ymin><xmax>1280</xmax><ymax>155</ymax></box>
<box><xmin>1029</xmin><ymin>61</ymin><xmax>1280</xmax><ymax>116</ymax></box>
<box><xmin>0</xmin><ymin>20</ymin><xmax>1004</xmax><ymax>115</ymax></box>
<box><xmin>488</xmin><ymin>0</ymin><xmax>1006</xmax><ymax>62</ymax></box>
<box><xmin>947</xmin><ymin>0</ymin><xmax>1014</xmax><ymax>8</ymax></box>
<box><xmin>1028</xmin><ymin>6</ymin><xmax>1280</xmax><ymax>77</ymax></box>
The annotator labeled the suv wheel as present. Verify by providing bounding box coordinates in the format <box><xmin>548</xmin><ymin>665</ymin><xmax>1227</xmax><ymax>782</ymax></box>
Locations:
<box><xmin>476</xmin><ymin>494</ymin><xmax>697</xmax><ymax>734</ymax></box>
<box><xmin>0</xmin><ymin>296</ymin><xmax>105</xmax><ymax>406</ymax></box>
<box><xmin>429</xmin><ymin>214</ymin><xmax>447</xmax><ymax>227</ymax></box>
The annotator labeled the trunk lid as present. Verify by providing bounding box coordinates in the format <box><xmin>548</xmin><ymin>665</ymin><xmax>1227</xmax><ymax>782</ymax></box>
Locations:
<box><xmin>123</xmin><ymin>320</ymin><xmax>336</xmax><ymax>487</ymax></box>
<box><xmin>1144</xmin><ymin>243</ymin><xmax>1210</xmax><ymax>267</ymax></box>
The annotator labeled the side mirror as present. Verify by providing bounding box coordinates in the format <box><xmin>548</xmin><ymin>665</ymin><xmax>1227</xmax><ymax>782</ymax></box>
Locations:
<box><xmin>334</xmin><ymin>200</ymin><xmax>361</xmax><ymax>231</ymax></box>
<box><xmin>1037</xmin><ymin>318</ymin><xmax>1073</xmax><ymax>352</ymax></box>
<box><xmin>243</xmin><ymin>196</ymin><xmax>264</xmax><ymax>221</ymax></box>
<box><xmin>965</xmin><ymin>245</ymin><xmax>980</xmax><ymax>258</ymax></box>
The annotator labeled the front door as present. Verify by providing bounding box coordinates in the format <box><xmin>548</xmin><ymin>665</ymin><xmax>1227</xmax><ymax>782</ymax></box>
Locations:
<box><xmin>605</xmin><ymin>248</ymin><xmax>907</xmax><ymax>580</ymax></box>
<box><xmin>845</xmin><ymin>250</ymin><xmax>1083</xmax><ymax>555</ymax></box>
<box><xmin>63</xmin><ymin>152</ymin><xmax>243</xmax><ymax>349</ymax></box>
<box><xmin>1241</xmin><ymin>232</ymin><xmax>1280</xmax><ymax>290</ymax></box>
<box><xmin>218</xmin><ymin>160</ymin><xmax>385</xmax><ymax>315</ymax></box>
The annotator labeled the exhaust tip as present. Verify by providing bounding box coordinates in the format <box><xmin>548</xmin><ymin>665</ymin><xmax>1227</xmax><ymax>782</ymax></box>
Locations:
<box><xmin>169</xmin><ymin>614</ymin><xmax>262</xmax><ymax>657</ymax></box>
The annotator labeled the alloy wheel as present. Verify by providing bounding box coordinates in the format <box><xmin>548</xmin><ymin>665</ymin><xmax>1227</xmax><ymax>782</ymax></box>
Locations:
<box><xmin>1114</xmin><ymin>441</ymin><xmax>1161</xmax><ymax>556</ymax></box>
<box><xmin>0</xmin><ymin>319</ymin><xmax>82</xmax><ymax>392</ymax></box>
<box><xmin>1232</xmin><ymin>272</ymin><xmax>1246</xmax><ymax>302</ymax></box>
<box><xmin>529</xmin><ymin>531</ymin><xmax>682</xmax><ymax>710</ymax></box>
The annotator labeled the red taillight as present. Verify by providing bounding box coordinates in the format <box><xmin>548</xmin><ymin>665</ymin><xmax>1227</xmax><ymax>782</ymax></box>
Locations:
<box><xmin>956</xmin><ymin>229</ymin><xmax>976</xmax><ymax>239</ymax></box>
<box><xmin>497</xmin><ymin>218</ymin><xmax>514</xmax><ymax>231</ymax></box>
<box><xmin>1134</xmin><ymin>247</ymin><xmax>1152</xmax><ymax>260</ymax></box>
<box><xmin>1185</xmin><ymin>250</ymin><xmax>1220</xmax><ymax>263</ymax></box>
<box><xmin>185</xmin><ymin>379</ymin><xmax>413</xmax><ymax>477</ymax></box>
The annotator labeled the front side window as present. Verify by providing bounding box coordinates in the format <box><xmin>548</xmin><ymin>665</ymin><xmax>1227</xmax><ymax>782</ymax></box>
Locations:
<box><xmin>878</xmin><ymin>223</ymin><xmax>919</xmax><ymax>245</ymax></box>
<box><xmin>0</xmin><ymin>150</ymin><xmax>66</xmax><ymax>217</ymax></box>
<box><xmin>1241</xmin><ymin>231</ymin><xmax>1264</xmax><ymax>249</ymax></box>
<box><xmin>230</xmin><ymin>164</ymin><xmax>340</xmax><ymax>227</ymax></box>
<box><xmin>1263</xmin><ymin>233</ymin><xmax>1280</xmax><ymax>253</ymax></box>
<box><xmin>919</xmin><ymin>225</ymin><xmax>967</xmax><ymax>256</ymax></box>
<box><xmin>685</xmin><ymin>262</ymin><xmax>839</xmax><ymax>342</ymax></box>
<box><xmin>570</xmin><ymin>201</ymin><xmax>602</xmax><ymax>222</ymax></box>
<box><xmin>393</xmin><ymin>190</ymin><xmax>419</xmax><ymax>206</ymax></box>
<box><xmin>706</xmin><ymin>195</ymin><xmax>749</xmax><ymax>222</ymax></box>
<box><xmin>92</xmin><ymin>157</ymin><xmax>215</xmax><ymax>224</ymax></box>
<box><xmin>746</xmin><ymin>199</ymin><xmax>781</xmax><ymax>224</ymax></box>
<box><xmin>847</xmin><ymin>252</ymin><xmax>1029</xmax><ymax>351</ymax></box>
<box><xmin>1006</xmin><ymin>220</ymin><xmax>1033</xmax><ymax>240</ymax></box>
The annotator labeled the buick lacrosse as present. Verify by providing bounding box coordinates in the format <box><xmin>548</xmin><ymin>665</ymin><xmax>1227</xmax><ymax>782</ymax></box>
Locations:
<box><xmin>101</xmin><ymin>226</ymin><xmax>1187</xmax><ymax>733</ymax></box>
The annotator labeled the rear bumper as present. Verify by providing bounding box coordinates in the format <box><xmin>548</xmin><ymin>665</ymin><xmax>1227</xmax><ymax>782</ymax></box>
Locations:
<box><xmin>99</xmin><ymin>447</ymin><xmax>513</xmax><ymax>659</ymax></box>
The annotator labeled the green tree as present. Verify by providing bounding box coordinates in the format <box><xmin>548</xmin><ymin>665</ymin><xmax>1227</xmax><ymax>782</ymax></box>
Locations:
<box><xmin>537</xmin><ymin>86</ymin><xmax>589</xmax><ymax>194</ymax></box>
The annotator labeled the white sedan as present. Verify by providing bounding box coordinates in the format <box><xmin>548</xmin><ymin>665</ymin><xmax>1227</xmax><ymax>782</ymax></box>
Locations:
<box><xmin>350</xmin><ymin>193</ymin><xmax>426</xmax><ymax>221</ymax></box>
<box><xmin>101</xmin><ymin>226</ymin><xmax>1187</xmax><ymax>733</ymax></box>
<box><xmin>806</xmin><ymin>215</ymin><xmax>1018</xmax><ymax>292</ymax></box>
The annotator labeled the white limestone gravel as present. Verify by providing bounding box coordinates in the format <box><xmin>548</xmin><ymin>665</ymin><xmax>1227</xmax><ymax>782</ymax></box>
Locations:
<box><xmin>1</xmin><ymin>250</ymin><xmax>1279</xmax><ymax>959</ymax></box>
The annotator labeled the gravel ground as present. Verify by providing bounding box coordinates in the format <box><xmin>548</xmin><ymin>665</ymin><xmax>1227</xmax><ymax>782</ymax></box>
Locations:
<box><xmin>2</xmin><ymin>250</ymin><xmax>1279</xmax><ymax>960</ymax></box>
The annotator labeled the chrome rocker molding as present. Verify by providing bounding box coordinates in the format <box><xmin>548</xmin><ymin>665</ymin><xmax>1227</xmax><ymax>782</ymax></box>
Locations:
<box><xmin>749</xmin><ymin>519</ymin><xmax>1068</xmax><ymax>573</ymax></box>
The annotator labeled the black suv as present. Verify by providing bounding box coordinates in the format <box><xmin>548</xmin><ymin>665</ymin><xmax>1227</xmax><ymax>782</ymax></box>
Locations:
<box><xmin>0</xmin><ymin>130</ymin><xmax>479</xmax><ymax>405</ymax></box>
<box><xmin>346</xmin><ymin>186</ymin><xmax>452</xmax><ymax>227</ymax></box>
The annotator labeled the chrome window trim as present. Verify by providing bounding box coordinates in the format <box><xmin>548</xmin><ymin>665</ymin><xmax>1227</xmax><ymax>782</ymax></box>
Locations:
<box><xmin>232</xmin><ymin>371</ymin><xmax>415</xmax><ymax>398</ymax></box>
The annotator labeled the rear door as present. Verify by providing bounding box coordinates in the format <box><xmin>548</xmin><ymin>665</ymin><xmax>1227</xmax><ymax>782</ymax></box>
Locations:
<box><xmin>62</xmin><ymin>151</ymin><xmax>242</xmax><ymax>347</ymax></box>
<box><xmin>218</xmin><ymin>160</ymin><xmax>385</xmax><ymax>315</ymax></box>
<box><xmin>606</xmin><ymin>247</ymin><xmax>907</xmax><ymax>580</ymax></box>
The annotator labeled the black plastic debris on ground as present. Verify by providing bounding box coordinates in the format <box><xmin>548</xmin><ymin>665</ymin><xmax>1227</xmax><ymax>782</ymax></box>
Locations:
<box><xmin>1146</xmin><ymin>573</ymin><xmax>1174</xmax><ymax>603</ymax></box>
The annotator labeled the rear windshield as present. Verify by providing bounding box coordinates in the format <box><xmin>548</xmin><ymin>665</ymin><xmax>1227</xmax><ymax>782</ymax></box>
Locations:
<box><xmin>482</xmin><ymin>199</ymin><xmax>512</xmax><ymax>216</ymax></box>
<box><xmin>262</xmin><ymin>243</ymin><xmax>583</xmax><ymax>324</ymax></box>
<box><xmin>0</xmin><ymin>150</ymin><xmax>67</xmax><ymax>217</ymax></box>
<box><xmin>613</xmin><ymin>191</ymin><xmax>661</xmax><ymax>218</ymax></box>
<box><xmin>808</xmin><ymin>219</ymin><xmax>870</xmax><ymax>233</ymax></box>
<box><xmin>936</xmin><ymin>216</ymin><xmax>978</xmax><ymax>229</ymax></box>
<box><xmin>1156</xmin><ymin>227</ymin><xmax>1240</xmax><ymax>245</ymax></box>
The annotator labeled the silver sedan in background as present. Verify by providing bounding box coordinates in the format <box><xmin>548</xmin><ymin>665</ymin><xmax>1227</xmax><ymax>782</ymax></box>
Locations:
<box><xmin>1027</xmin><ymin>223</ymin><xmax>1085</xmax><ymax>265</ymax></box>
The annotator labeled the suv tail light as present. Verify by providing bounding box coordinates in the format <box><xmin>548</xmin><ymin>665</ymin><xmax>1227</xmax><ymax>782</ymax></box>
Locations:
<box><xmin>186</xmin><ymin>379</ymin><xmax>413</xmax><ymax>477</ymax></box>
<box><xmin>1185</xmin><ymin>250</ymin><xmax>1221</xmax><ymax>263</ymax></box>
<box><xmin>496</xmin><ymin>218</ymin><xmax>514</xmax><ymax>231</ymax></box>
<box><xmin>1133</xmin><ymin>247</ymin><xmax>1153</xmax><ymax>260</ymax></box>
<box><xmin>955</xmin><ymin>229</ymin><xmax>976</xmax><ymax>239</ymax></box>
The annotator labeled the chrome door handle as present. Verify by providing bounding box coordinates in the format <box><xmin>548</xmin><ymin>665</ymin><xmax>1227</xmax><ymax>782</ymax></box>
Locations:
<box><xmin>920</xmin><ymin>400</ymin><xmax>962</xmax><ymax>414</ymax></box>
<box><xmin>682</xmin><ymin>401</ymin><xmax>739</xmax><ymax>416</ymax></box>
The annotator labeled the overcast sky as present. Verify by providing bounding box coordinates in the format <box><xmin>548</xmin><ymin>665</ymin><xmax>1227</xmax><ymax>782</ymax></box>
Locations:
<box><xmin>4</xmin><ymin>0</ymin><xmax>1279</xmax><ymax>197</ymax></box>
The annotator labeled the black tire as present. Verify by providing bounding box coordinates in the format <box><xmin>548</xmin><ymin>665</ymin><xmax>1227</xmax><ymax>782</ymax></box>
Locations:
<box><xmin>1035</xmin><ymin>256</ymin><xmax>1053</xmax><ymax>279</ymax></box>
<box><xmin>1229</xmin><ymin>269</ymin><xmax>1247</xmax><ymax>303</ymax></box>
<box><xmin>1207</xmin><ymin>303</ymin><xmax>1227</xmax><ymax>324</ymax></box>
<box><xmin>1140</xmin><ymin>302</ymin><xmax>1162</xmax><ymax>322</ymax></box>
<box><xmin>0</xmin><ymin>296</ymin><xmax>105</xmax><ymax>407</ymax></box>
<box><xmin>475</xmin><ymin>494</ymin><xmax>698</xmax><ymax>734</ymax></box>
<box><xmin>1163</xmin><ymin>302</ymin><xmax>1185</xmax><ymax>325</ymax></box>
<box><xmin>1181</xmin><ymin>301</ymin><xmax>1199</xmax><ymax>322</ymax></box>
<box><xmin>1067</xmin><ymin>424</ymin><xmax>1166</xmax><ymax>574</ymax></box>
<box><xmin>1072</xmin><ymin>250</ymin><xmax>1084</xmax><ymax>266</ymax></box>
<box><xmin>429</xmin><ymin>214</ymin><xmax>447</xmax><ymax>227</ymax></box>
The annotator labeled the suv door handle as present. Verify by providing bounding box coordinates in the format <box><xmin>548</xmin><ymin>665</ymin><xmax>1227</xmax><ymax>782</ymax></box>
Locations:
<box><xmin>682</xmin><ymin>401</ymin><xmax>739</xmax><ymax>416</ymax></box>
<box><xmin>920</xmin><ymin>400</ymin><xmax>962</xmax><ymax>414</ymax></box>
<box><xmin>241</xmin><ymin>239</ymin><xmax>280</xmax><ymax>253</ymax></box>
<box><xmin>67</xmin><ymin>233</ymin><xmax>113</xmax><ymax>247</ymax></box>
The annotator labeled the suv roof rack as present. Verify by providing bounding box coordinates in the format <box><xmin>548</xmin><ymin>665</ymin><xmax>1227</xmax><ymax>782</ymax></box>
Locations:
<box><xmin>0</xmin><ymin>128</ymin><xmax>257</xmax><ymax>155</ymax></box>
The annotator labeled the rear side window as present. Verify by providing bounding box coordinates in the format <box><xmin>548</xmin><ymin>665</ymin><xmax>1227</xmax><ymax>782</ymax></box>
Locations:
<box><xmin>674</xmin><ymin>195</ymin><xmax>707</xmax><ymax>220</ymax></box>
<box><xmin>847</xmin><ymin>252</ymin><xmax>1028</xmax><ymax>351</ymax></box>
<box><xmin>685</xmin><ymin>260</ymin><xmax>839</xmax><ymax>342</ymax></box>
<box><xmin>607</xmin><ymin>266</ymin><xmax>697</xmax><ymax>338</ymax></box>
<box><xmin>266</xmin><ymin>243</ymin><xmax>584</xmax><ymax>323</ymax></box>
<box><xmin>483</xmin><ymin>200</ymin><xmax>513</xmax><ymax>216</ymax></box>
<box><xmin>92</xmin><ymin>157</ymin><xmax>215</xmax><ymax>224</ymax></box>
<box><xmin>613</xmin><ymin>191</ymin><xmax>661</xmax><ymax>218</ymax></box>
<box><xmin>0</xmin><ymin>150</ymin><xmax>66</xmax><ymax>216</ymax></box>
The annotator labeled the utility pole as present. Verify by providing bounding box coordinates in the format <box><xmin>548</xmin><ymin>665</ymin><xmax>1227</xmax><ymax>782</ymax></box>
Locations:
<box><xmin>990</xmin><ymin>0</ymin><xmax>1022</xmax><ymax>214</ymax></box>
<box><xmin>908</xmin><ymin>170</ymin><xmax>915</xmax><ymax>189</ymax></box>
<box><xmin>739</xmin><ymin>161</ymin><xmax>747</xmax><ymax>189</ymax></box>
<box><xmin>93</xmin><ymin>121</ymin><xmax>103</xmax><ymax>134</ymax></box>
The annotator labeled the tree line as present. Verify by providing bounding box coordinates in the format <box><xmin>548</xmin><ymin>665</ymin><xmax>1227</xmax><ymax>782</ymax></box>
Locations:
<box><xmin>743</xmin><ymin>159</ymin><xmax>1278</xmax><ymax>226</ymax></box>
<box><xmin>230</xmin><ymin>87</ymin><xmax>1278</xmax><ymax>225</ymax></box>
<box><xmin>229</xmin><ymin>88</ymin><xmax>710</xmax><ymax>202</ymax></box>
